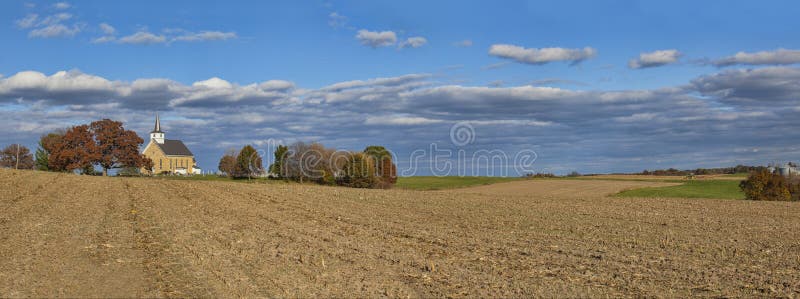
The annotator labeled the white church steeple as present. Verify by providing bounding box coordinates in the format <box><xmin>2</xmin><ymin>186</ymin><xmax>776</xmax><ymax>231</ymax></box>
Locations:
<box><xmin>150</xmin><ymin>113</ymin><xmax>165</xmax><ymax>144</ymax></box>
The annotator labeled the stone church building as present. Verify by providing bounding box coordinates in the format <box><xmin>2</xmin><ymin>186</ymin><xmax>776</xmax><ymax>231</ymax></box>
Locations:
<box><xmin>141</xmin><ymin>114</ymin><xmax>200</xmax><ymax>175</ymax></box>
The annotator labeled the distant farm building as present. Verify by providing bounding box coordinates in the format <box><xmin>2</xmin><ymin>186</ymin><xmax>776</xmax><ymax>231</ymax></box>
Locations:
<box><xmin>141</xmin><ymin>114</ymin><xmax>201</xmax><ymax>175</ymax></box>
<box><xmin>768</xmin><ymin>164</ymin><xmax>800</xmax><ymax>177</ymax></box>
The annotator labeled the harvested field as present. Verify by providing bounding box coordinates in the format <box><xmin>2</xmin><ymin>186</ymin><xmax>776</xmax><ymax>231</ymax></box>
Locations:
<box><xmin>1</xmin><ymin>169</ymin><xmax>799</xmax><ymax>297</ymax></box>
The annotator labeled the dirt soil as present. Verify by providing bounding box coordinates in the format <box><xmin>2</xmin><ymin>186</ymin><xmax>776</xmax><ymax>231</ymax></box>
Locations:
<box><xmin>1</xmin><ymin>169</ymin><xmax>799</xmax><ymax>297</ymax></box>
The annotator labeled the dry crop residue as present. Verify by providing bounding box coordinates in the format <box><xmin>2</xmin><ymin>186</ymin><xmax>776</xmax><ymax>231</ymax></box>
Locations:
<box><xmin>1</xmin><ymin>169</ymin><xmax>798</xmax><ymax>297</ymax></box>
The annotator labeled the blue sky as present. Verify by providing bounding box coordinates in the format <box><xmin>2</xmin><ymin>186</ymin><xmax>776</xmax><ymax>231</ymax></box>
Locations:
<box><xmin>2</xmin><ymin>0</ymin><xmax>800</xmax><ymax>175</ymax></box>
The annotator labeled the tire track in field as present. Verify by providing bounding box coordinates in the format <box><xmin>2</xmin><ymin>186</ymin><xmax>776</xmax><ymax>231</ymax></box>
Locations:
<box><xmin>153</xmin><ymin>180</ymin><xmax>279</xmax><ymax>297</ymax></box>
<box><xmin>159</xmin><ymin>181</ymin><xmax>431</xmax><ymax>297</ymax></box>
<box><xmin>157</xmin><ymin>180</ymin><xmax>402</xmax><ymax>297</ymax></box>
<box><xmin>122</xmin><ymin>179</ymin><xmax>217</xmax><ymax>298</ymax></box>
<box><xmin>170</xmin><ymin>181</ymin><xmax>571</xmax><ymax>297</ymax></box>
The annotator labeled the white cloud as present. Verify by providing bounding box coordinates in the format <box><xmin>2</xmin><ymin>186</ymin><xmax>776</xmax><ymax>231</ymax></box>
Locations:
<box><xmin>3</xmin><ymin>68</ymin><xmax>799</xmax><ymax>176</ymax></box>
<box><xmin>94</xmin><ymin>28</ymin><xmax>236</xmax><ymax>45</ymax></box>
<box><xmin>16</xmin><ymin>7</ymin><xmax>235</xmax><ymax>45</ymax></box>
<box><xmin>328</xmin><ymin>12</ymin><xmax>347</xmax><ymax>28</ymax></box>
<box><xmin>454</xmin><ymin>40</ymin><xmax>473</xmax><ymax>47</ymax></box>
<box><xmin>399</xmin><ymin>36</ymin><xmax>427</xmax><ymax>49</ymax></box>
<box><xmin>17</xmin><ymin>12</ymin><xmax>79</xmax><ymax>38</ymax></box>
<box><xmin>91</xmin><ymin>23</ymin><xmax>116</xmax><ymax>43</ymax></box>
<box><xmin>470</xmin><ymin>119</ymin><xmax>552</xmax><ymax>127</ymax></box>
<box><xmin>16</xmin><ymin>14</ymin><xmax>39</xmax><ymax>29</ymax></box>
<box><xmin>99</xmin><ymin>23</ymin><xmax>115</xmax><ymax>35</ymax></box>
<box><xmin>691</xmin><ymin>66</ymin><xmax>800</xmax><ymax>107</ymax></box>
<box><xmin>258</xmin><ymin>80</ymin><xmax>295</xmax><ymax>91</ymax></box>
<box><xmin>38</xmin><ymin>13</ymin><xmax>72</xmax><ymax>26</ymax></box>
<box><xmin>628</xmin><ymin>49</ymin><xmax>681</xmax><ymax>69</ymax></box>
<box><xmin>173</xmin><ymin>31</ymin><xmax>237</xmax><ymax>42</ymax></box>
<box><xmin>193</xmin><ymin>77</ymin><xmax>234</xmax><ymax>89</ymax></box>
<box><xmin>365</xmin><ymin>116</ymin><xmax>443</xmax><ymax>125</ymax></box>
<box><xmin>91</xmin><ymin>36</ymin><xmax>116</xmax><ymax>43</ymax></box>
<box><xmin>0</xmin><ymin>70</ymin><xmax>118</xmax><ymax>105</ymax></box>
<box><xmin>119</xmin><ymin>31</ymin><xmax>167</xmax><ymax>44</ymax></box>
<box><xmin>29</xmin><ymin>24</ymin><xmax>80</xmax><ymax>38</ymax></box>
<box><xmin>713</xmin><ymin>48</ymin><xmax>800</xmax><ymax>67</ymax></box>
<box><xmin>53</xmin><ymin>2</ymin><xmax>70</xmax><ymax>9</ymax></box>
<box><xmin>488</xmin><ymin>44</ymin><xmax>597</xmax><ymax>65</ymax></box>
<box><xmin>614</xmin><ymin>113</ymin><xmax>658</xmax><ymax>123</ymax></box>
<box><xmin>355</xmin><ymin>29</ymin><xmax>397</xmax><ymax>48</ymax></box>
<box><xmin>320</xmin><ymin>74</ymin><xmax>430</xmax><ymax>91</ymax></box>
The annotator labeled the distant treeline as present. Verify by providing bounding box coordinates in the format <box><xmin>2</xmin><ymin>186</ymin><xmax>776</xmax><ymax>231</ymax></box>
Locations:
<box><xmin>639</xmin><ymin>165</ymin><xmax>767</xmax><ymax>176</ymax></box>
<box><xmin>219</xmin><ymin>142</ymin><xmax>397</xmax><ymax>189</ymax></box>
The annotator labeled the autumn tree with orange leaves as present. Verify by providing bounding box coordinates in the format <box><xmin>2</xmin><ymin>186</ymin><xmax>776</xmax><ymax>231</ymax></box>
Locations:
<box><xmin>90</xmin><ymin>119</ymin><xmax>149</xmax><ymax>176</ymax></box>
<box><xmin>44</xmin><ymin>119</ymin><xmax>150</xmax><ymax>175</ymax></box>
<box><xmin>49</xmin><ymin>124</ymin><xmax>99</xmax><ymax>173</ymax></box>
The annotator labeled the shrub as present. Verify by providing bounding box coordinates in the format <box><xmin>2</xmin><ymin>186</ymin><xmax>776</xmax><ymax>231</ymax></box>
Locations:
<box><xmin>338</xmin><ymin>152</ymin><xmax>377</xmax><ymax>188</ymax></box>
<box><xmin>526</xmin><ymin>172</ymin><xmax>556</xmax><ymax>178</ymax></box>
<box><xmin>363</xmin><ymin>145</ymin><xmax>397</xmax><ymax>189</ymax></box>
<box><xmin>739</xmin><ymin>170</ymin><xmax>792</xmax><ymax>201</ymax></box>
<box><xmin>788</xmin><ymin>176</ymin><xmax>800</xmax><ymax>201</ymax></box>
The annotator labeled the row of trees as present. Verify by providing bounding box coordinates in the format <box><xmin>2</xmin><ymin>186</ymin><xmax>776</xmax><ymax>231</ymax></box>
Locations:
<box><xmin>2</xmin><ymin>119</ymin><xmax>152</xmax><ymax>175</ymax></box>
<box><xmin>217</xmin><ymin>142</ymin><xmax>397</xmax><ymax>188</ymax></box>
<box><xmin>218</xmin><ymin>145</ymin><xmax>264</xmax><ymax>179</ymax></box>
<box><xmin>640</xmin><ymin>165</ymin><xmax>767</xmax><ymax>176</ymax></box>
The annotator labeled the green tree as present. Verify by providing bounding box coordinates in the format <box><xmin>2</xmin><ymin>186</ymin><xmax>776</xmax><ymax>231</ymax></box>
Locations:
<box><xmin>268</xmin><ymin>145</ymin><xmax>289</xmax><ymax>178</ymax></box>
<box><xmin>234</xmin><ymin>145</ymin><xmax>263</xmax><ymax>179</ymax></box>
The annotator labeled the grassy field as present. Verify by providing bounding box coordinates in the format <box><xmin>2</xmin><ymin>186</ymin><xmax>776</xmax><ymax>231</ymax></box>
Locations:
<box><xmin>395</xmin><ymin>176</ymin><xmax>522</xmax><ymax>190</ymax></box>
<box><xmin>722</xmin><ymin>172</ymin><xmax>751</xmax><ymax>178</ymax></box>
<box><xmin>616</xmin><ymin>179</ymin><xmax>745</xmax><ymax>200</ymax></box>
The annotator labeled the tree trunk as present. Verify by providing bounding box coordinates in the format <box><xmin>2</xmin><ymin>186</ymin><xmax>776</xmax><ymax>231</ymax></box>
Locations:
<box><xmin>15</xmin><ymin>144</ymin><xmax>20</xmax><ymax>170</ymax></box>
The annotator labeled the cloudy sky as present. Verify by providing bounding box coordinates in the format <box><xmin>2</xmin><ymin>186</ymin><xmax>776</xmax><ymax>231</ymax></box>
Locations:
<box><xmin>2</xmin><ymin>0</ymin><xmax>800</xmax><ymax>175</ymax></box>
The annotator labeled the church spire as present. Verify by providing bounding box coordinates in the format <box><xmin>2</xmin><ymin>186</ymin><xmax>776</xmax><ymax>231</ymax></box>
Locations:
<box><xmin>150</xmin><ymin>113</ymin><xmax>165</xmax><ymax>144</ymax></box>
<box><xmin>152</xmin><ymin>112</ymin><xmax>163</xmax><ymax>133</ymax></box>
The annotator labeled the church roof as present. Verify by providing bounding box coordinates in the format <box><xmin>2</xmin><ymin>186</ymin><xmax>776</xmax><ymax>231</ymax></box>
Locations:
<box><xmin>155</xmin><ymin>139</ymin><xmax>193</xmax><ymax>156</ymax></box>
